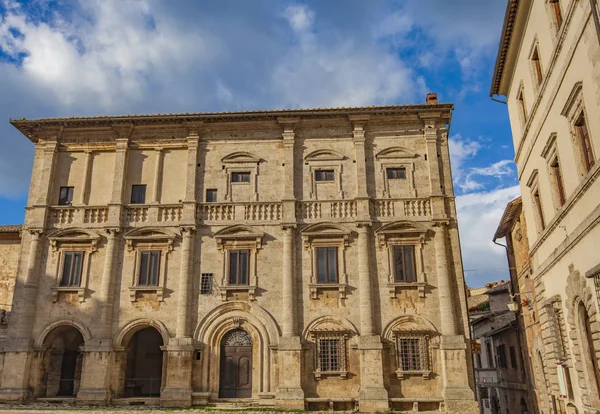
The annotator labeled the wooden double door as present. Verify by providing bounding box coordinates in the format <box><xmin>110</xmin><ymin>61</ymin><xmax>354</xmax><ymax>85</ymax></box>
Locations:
<box><xmin>219</xmin><ymin>344</ymin><xmax>252</xmax><ymax>398</ymax></box>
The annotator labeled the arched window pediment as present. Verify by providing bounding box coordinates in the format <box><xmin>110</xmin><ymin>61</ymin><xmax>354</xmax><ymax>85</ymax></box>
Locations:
<box><xmin>375</xmin><ymin>146</ymin><xmax>418</xmax><ymax>160</ymax></box>
<box><xmin>48</xmin><ymin>228</ymin><xmax>102</xmax><ymax>252</ymax></box>
<box><xmin>304</xmin><ymin>315</ymin><xmax>358</xmax><ymax>338</ymax></box>
<box><xmin>301</xmin><ymin>222</ymin><xmax>352</xmax><ymax>249</ymax></box>
<box><xmin>221</xmin><ymin>151</ymin><xmax>262</xmax><ymax>164</ymax></box>
<box><xmin>376</xmin><ymin>221</ymin><xmax>427</xmax><ymax>248</ymax></box>
<box><xmin>123</xmin><ymin>227</ymin><xmax>179</xmax><ymax>252</ymax></box>
<box><xmin>304</xmin><ymin>149</ymin><xmax>346</xmax><ymax>162</ymax></box>
<box><xmin>383</xmin><ymin>315</ymin><xmax>438</xmax><ymax>341</ymax></box>
<box><xmin>214</xmin><ymin>225</ymin><xmax>264</xmax><ymax>250</ymax></box>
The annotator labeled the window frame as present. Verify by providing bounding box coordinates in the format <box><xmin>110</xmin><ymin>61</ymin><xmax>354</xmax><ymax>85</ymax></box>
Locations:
<box><xmin>59</xmin><ymin>251</ymin><xmax>84</xmax><ymax>287</ymax></box>
<box><xmin>529</xmin><ymin>41</ymin><xmax>543</xmax><ymax>88</ymax></box>
<box><xmin>542</xmin><ymin>134</ymin><xmax>567</xmax><ymax>209</ymax></box>
<box><xmin>517</xmin><ymin>85</ymin><xmax>528</xmax><ymax>126</ymax></box>
<box><xmin>227</xmin><ymin>249</ymin><xmax>251</xmax><ymax>286</ymax></box>
<box><xmin>314</xmin><ymin>169</ymin><xmax>335</xmax><ymax>182</ymax></box>
<box><xmin>392</xmin><ymin>245</ymin><xmax>417</xmax><ymax>283</ymax></box>
<box><xmin>315</xmin><ymin>246</ymin><xmax>339</xmax><ymax>284</ymax></box>
<box><xmin>548</xmin><ymin>0</ymin><xmax>562</xmax><ymax>30</ymax></box>
<box><xmin>386</xmin><ymin>167</ymin><xmax>407</xmax><ymax>180</ymax></box>
<box><xmin>527</xmin><ymin>170</ymin><xmax>546</xmax><ymax>233</ymax></box>
<box><xmin>200</xmin><ymin>273</ymin><xmax>213</xmax><ymax>295</ymax></box>
<box><xmin>205</xmin><ymin>189</ymin><xmax>218</xmax><ymax>203</ymax></box>
<box><xmin>137</xmin><ymin>250</ymin><xmax>161</xmax><ymax>287</ymax></box>
<box><xmin>130</xmin><ymin>184</ymin><xmax>147</xmax><ymax>204</ymax></box>
<box><xmin>58</xmin><ymin>186</ymin><xmax>74</xmax><ymax>206</ymax></box>
<box><xmin>575</xmin><ymin>112</ymin><xmax>595</xmax><ymax>173</ymax></box>
<box><xmin>311</xmin><ymin>331</ymin><xmax>349</xmax><ymax>380</ymax></box>
<box><xmin>393</xmin><ymin>332</ymin><xmax>431</xmax><ymax>379</ymax></box>
<box><xmin>231</xmin><ymin>171</ymin><xmax>251</xmax><ymax>183</ymax></box>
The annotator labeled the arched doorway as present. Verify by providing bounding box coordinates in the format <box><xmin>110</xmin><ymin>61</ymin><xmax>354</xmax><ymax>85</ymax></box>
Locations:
<box><xmin>219</xmin><ymin>329</ymin><xmax>252</xmax><ymax>398</ymax></box>
<box><xmin>40</xmin><ymin>326</ymin><xmax>84</xmax><ymax>397</ymax></box>
<box><xmin>124</xmin><ymin>327</ymin><xmax>164</xmax><ymax>397</ymax></box>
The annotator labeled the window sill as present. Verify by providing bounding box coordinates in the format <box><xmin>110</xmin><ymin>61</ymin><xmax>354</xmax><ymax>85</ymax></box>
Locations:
<box><xmin>395</xmin><ymin>369</ymin><xmax>431</xmax><ymax>380</ymax></box>
<box><xmin>314</xmin><ymin>370</ymin><xmax>348</xmax><ymax>380</ymax></box>
<box><xmin>309</xmin><ymin>283</ymin><xmax>347</xmax><ymax>300</ymax></box>
<box><xmin>388</xmin><ymin>282</ymin><xmax>426</xmax><ymax>298</ymax></box>
<box><xmin>129</xmin><ymin>286</ymin><xmax>165</xmax><ymax>302</ymax></box>
<box><xmin>51</xmin><ymin>286</ymin><xmax>87</xmax><ymax>303</ymax></box>
<box><xmin>219</xmin><ymin>285</ymin><xmax>257</xmax><ymax>301</ymax></box>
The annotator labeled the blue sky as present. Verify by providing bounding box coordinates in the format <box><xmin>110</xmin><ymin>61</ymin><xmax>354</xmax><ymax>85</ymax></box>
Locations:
<box><xmin>0</xmin><ymin>0</ymin><xmax>520</xmax><ymax>287</ymax></box>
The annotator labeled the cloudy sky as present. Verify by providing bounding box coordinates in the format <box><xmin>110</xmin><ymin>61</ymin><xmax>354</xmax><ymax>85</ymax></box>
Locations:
<box><xmin>0</xmin><ymin>0</ymin><xmax>520</xmax><ymax>287</ymax></box>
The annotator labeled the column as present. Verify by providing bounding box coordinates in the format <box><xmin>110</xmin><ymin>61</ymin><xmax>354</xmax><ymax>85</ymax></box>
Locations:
<box><xmin>282</xmin><ymin>226</ymin><xmax>295</xmax><ymax>337</ymax></box>
<box><xmin>355</xmin><ymin>224</ymin><xmax>388</xmax><ymax>412</ymax></box>
<box><xmin>278</xmin><ymin>118</ymin><xmax>298</xmax><ymax>224</ymax></box>
<box><xmin>350</xmin><ymin>116</ymin><xmax>371</xmax><ymax>219</ymax></box>
<box><xmin>357</xmin><ymin>224</ymin><xmax>374</xmax><ymax>336</ymax></box>
<box><xmin>78</xmin><ymin>150</ymin><xmax>93</xmax><ymax>205</ymax></box>
<box><xmin>151</xmin><ymin>147</ymin><xmax>164</xmax><ymax>204</ymax></box>
<box><xmin>176</xmin><ymin>227</ymin><xmax>194</xmax><ymax>338</ymax></box>
<box><xmin>108</xmin><ymin>138</ymin><xmax>129</xmax><ymax>226</ymax></box>
<box><xmin>99</xmin><ymin>229</ymin><xmax>119</xmax><ymax>338</ymax></box>
<box><xmin>161</xmin><ymin>226</ymin><xmax>195</xmax><ymax>407</ymax></box>
<box><xmin>434</xmin><ymin>222</ymin><xmax>479</xmax><ymax>413</ymax></box>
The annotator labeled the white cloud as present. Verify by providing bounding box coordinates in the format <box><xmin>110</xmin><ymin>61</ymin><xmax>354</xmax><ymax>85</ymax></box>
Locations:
<box><xmin>456</xmin><ymin>185</ymin><xmax>522</xmax><ymax>287</ymax></box>
<box><xmin>282</xmin><ymin>4</ymin><xmax>314</xmax><ymax>33</ymax></box>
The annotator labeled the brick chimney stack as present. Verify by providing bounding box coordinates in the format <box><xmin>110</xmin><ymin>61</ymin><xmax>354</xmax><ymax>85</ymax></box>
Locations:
<box><xmin>426</xmin><ymin>92</ymin><xmax>438</xmax><ymax>105</ymax></box>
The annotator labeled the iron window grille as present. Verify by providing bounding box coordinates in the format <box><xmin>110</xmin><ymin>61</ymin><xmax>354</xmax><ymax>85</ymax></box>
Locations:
<box><xmin>131</xmin><ymin>185</ymin><xmax>147</xmax><ymax>204</ymax></box>
<box><xmin>316</xmin><ymin>247</ymin><xmax>338</xmax><ymax>283</ymax></box>
<box><xmin>231</xmin><ymin>172</ymin><xmax>251</xmax><ymax>183</ymax></box>
<box><xmin>138</xmin><ymin>251</ymin><xmax>160</xmax><ymax>286</ymax></box>
<box><xmin>228</xmin><ymin>250</ymin><xmax>250</xmax><ymax>285</ymax></box>
<box><xmin>58</xmin><ymin>186</ymin><xmax>74</xmax><ymax>206</ymax></box>
<box><xmin>393</xmin><ymin>245</ymin><xmax>416</xmax><ymax>282</ymax></box>
<box><xmin>200</xmin><ymin>273</ymin><xmax>213</xmax><ymax>295</ymax></box>
<box><xmin>312</xmin><ymin>332</ymin><xmax>348</xmax><ymax>380</ymax></box>
<box><xmin>60</xmin><ymin>252</ymin><xmax>84</xmax><ymax>287</ymax></box>
<box><xmin>394</xmin><ymin>332</ymin><xmax>431</xmax><ymax>379</ymax></box>
<box><xmin>386</xmin><ymin>167</ymin><xmax>406</xmax><ymax>179</ymax></box>
<box><xmin>315</xmin><ymin>170</ymin><xmax>335</xmax><ymax>182</ymax></box>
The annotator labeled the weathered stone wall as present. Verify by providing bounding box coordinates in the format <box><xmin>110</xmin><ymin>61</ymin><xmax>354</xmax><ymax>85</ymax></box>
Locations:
<box><xmin>0</xmin><ymin>231</ymin><xmax>21</xmax><ymax>312</ymax></box>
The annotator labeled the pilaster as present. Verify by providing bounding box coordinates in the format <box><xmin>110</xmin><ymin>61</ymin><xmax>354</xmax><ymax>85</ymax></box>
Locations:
<box><xmin>78</xmin><ymin>150</ymin><xmax>93</xmax><ymax>205</ymax></box>
<box><xmin>278</xmin><ymin>118</ymin><xmax>299</xmax><ymax>224</ymax></box>
<box><xmin>281</xmin><ymin>226</ymin><xmax>296</xmax><ymax>337</ymax></box>
<box><xmin>76</xmin><ymin>339</ymin><xmax>113</xmax><ymax>404</ymax></box>
<box><xmin>151</xmin><ymin>147</ymin><xmax>164</xmax><ymax>204</ymax></box>
<box><xmin>99</xmin><ymin>229</ymin><xmax>120</xmax><ymax>338</ymax></box>
<box><xmin>357</xmin><ymin>335</ymin><xmax>389</xmax><ymax>412</ymax></box>
<box><xmin>275</xmin><ymin>336</ymin><xmax>304</xmax><ymax>409</ymax></box>
<box><xmin>423</xmin><ymin>118</ymin><xmax>443</xmax><ymax>198</ymax></box>
<box><xmin>161</xmin><ymin>340</ymin><xmax>194</xmax><ymax>407</ymax></box>
<box><xmin>182</xmin><ymin>133</ymin><xmax>199</xmax><ymax>224</ymax></box>
<box><xmin>176</xmin><ymin>227</ymin><xmax>195</xmax><ymax>338</ymax></box>
<box><xmin>357</xmin><ymin>223</ymin><xmax>374</xmax><ymax>336</ymax></box>
<box><xmin>29</xmin><ymin>140</ymin><xmax>58</xmax><ymax>227</ymax></box>
<box><xmin>108</xmin><ymin>138</ymin><xmax>129</xmax><ymax>226</ymax></box>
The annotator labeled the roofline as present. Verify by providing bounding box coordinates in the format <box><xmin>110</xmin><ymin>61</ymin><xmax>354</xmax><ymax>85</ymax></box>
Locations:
<box><xmin>10</xmin><ymin>103</ymin><xmax>454</xmax><ymax>143</ymax></box>
<box><xmin>493</xmin><ymin>196</ymin><xmax>522</xmax><ymax>241</ymax></box>
<box><xmin>490</xmin><ymin>0</ymin><xmax>520</xmax><ymax>97</ymax></box>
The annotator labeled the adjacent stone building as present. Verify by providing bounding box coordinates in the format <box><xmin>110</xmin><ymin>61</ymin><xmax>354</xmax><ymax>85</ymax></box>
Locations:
<box><xmin>0</xmin><ymin>99</ymin><xmax>478</xmax><ymax>412</ymax></box>
<box><xmin>491</xmin><ymin>0</ymin><xmax>600</xmax><ymax>412</ymax></box>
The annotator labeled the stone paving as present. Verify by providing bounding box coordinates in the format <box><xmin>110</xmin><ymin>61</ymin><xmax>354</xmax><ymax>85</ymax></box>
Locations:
<box><xmin>0</xmin><ymin>404</ymin><xmax>307</xmax><ymax>414</ymax></box>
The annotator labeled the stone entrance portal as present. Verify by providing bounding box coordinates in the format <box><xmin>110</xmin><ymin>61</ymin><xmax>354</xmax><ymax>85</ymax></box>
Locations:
<box><xmin>219</xmin><ymin>329</ymin><xmax>252</xmax><ymax>398</ymax></box>
<box><xmin>40</xmin><ymin>326</ymin><xmax>84</xmax><ymax>397</ymax></box>
<box><xmin>124</xmin><ymin>327</ymin><xmax>164</xmax><ymax>397</ymax></box>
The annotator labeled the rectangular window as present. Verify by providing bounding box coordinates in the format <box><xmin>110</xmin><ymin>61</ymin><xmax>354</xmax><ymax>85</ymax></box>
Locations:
<box><xmin>486</xmin><ymin>341</ymin><xmax>494</xmax><ymax>368</ymax></box>
<box><xmin>138</xmin><ymin>251</ymin><xmax>160</xmax><ymax>286</ymax></box>
<box><xmin>386</xmin><ymin>167</ymin><xmax>406</xmax><ymax>179</ymax></box>
<box><xmin>316</xmin><ymin>247</ymin><xmax>338</xmax><ymax>283</ymax></box>
<box><xmin>475</xmin><ymin>353</ymin><xmax>482</xmax><ymax>369</ymax></box>
<box><xmin>575</xmin><ymin>112</ymin><xmax>595</xmax><ymax>173</ymax></box>
<box><xmin>497</xmin><ymin>344</ymin><xmax>507</xmax><ymax>369</ymax></box>
<box><xmin>396</xmin><ymin>333</ymin><xmax>429</xmax><ymax>373</ymax></box>
<box><xmin>131</xmin><ymin>185</ymin><xmax>147</xmax><ymax>204</ymax></box>
<box><xmin>517</xmin><ymin>88</ymin><xmax>527</xmax><ymax>123</ymax></box>
<box><xmin>393</xmin><ymin>245</ymin><xmax>416</xmax><ymax>282</ymax></box>
<box><xmin>58</xmin><ymin>186</ymin><xmax>74</xmax><ymax>206</ymax></box>
<box><xmin>550</xmin><ymin>0</ymin><xmax>562</xmax><ymax>27</ymax></box>
<box><xmin>318</xmin><ymin>338</ymin><xmax>341</xmax><ymax>372</ymax></box>
<box><xmin>228</xmin><ymin>250</ymin><xmax>250</xmax><ymax>285</ymax></box>
<box><xmin>509</xmin><ymin>346</ymin><xmax>518</xmax><ymax>369</ymax></box>
<box><xmin>550</xmin><ymin>158</ymin><xmax>566</xmax><ymax>206</ymax></box>
<box><xmin>205</xmin><ymin>189</ymin><xmax>217</xmax><ymax>202</ymax></box>
<box><xmin>231</xmin><ymin>172</ymin><xmax>251</xmax><ymax>183</ymax></box>
<box><xmin>60</xmin><ymin>252</ymin><xmax>84</xmax><ymax>287</ymax></box>
<box><xmin>593</xmin><ymin>272</ymin><xmax>600</xmax><ymax>311</ymax></box>
<box><xmin>533</xmin><ymin>188</ymin><xmax>545</xmax><ymax>230</ymax></box>
<box><xmin>200</xmin><ymin>273</ymin><xmax>213</xmax><ymax>294</ymax></box>
<box><xmin>531</xmin><ymin>47</ymin><xmax>543</xmax><ymax>86</ymax></box>
<box><xmin>315</xmin><ymin>170</ymin><xmax>335</xmax><ymax>182</ymax></box>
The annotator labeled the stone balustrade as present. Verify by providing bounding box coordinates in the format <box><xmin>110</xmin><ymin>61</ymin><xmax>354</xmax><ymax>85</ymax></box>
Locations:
<box><xmin>372</xmin><ymin>198</ymin><xmax>431</xmax><ymax>218</ymax></box>
<box><xmin>49</xmin><ymin>206</ymin><xmax>109</xmax><ymax>228</ymax></box>
<box><xmin>297</xmin><ymin>200</ymin><xmax>357</xmax><ymax>221</ymax></box>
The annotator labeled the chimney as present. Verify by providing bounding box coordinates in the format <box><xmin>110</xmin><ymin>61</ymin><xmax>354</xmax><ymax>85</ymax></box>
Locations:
<box><xmin>426</xmin><ymin>92</ymin><xmax>438</xmax><ymax>105</ymax></box>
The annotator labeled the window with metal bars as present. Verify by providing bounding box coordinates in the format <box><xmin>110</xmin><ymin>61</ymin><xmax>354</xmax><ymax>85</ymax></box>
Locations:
<box><xmin>60</xmin><ymin>251</ymin><xmax>84</xmax><ymax>286</ymax></box>
<box><xmin>200</xmin><ymin>273</ymin><xmax>213</xmax><ymax>294</ymax></box>
<box><xmin>395</xmin><ymin>333</ymin><xmax>430</xmax><ymax>377</ymax></box>
<box><xmin>313</xmin><ymin>333</ymin><xmax>348</xmax><ymax>378</ymax></box>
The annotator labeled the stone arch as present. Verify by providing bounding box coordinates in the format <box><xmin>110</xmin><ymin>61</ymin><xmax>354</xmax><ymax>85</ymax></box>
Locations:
<box><xmin>382</xmin><ymin>314</ymin><xmax>438</xmax><ymax>341</ymax></box>
<box><xmin>374</xmin><ymin>146</ymin><xmax>418</xmax><ymax>160</ymax></box>
<box><xmin>114</xmin><ymin>318</ymin><xmax>171</xmax><ymax>349</ymax></box>
<box><xmin>565</xmin><ymin>264</ymin><xmax>600</xmax><ymax>406</ymax></box>
<box><xmin>303</xmin><ymin>315</ymin><xmax>359</xmax><ymax>338</ymax></box>
<box><xmin>34</xmin><ymin>318</ymin><xmax>92</xmax><ymax>350</ymax></box>
<box><xmin>221</xmin><ymin>151</ymin><xmax>262</xmax><ymax>164</ymax></box>
<box><xmin>194</xmin><ymin>301</ymin><xmax>280</xmax><ymax>397</ymax></box>
<box><xmin>304</xmin><ymin>149</ymin><xmax>346</xmax><ymax>161</ymax></box>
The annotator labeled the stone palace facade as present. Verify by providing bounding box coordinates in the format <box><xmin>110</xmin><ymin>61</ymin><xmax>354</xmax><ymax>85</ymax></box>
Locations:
<box><xmin>0</xmin><ymin>98</ymin><xmax>478</xmax><ymax>412</ymax></box>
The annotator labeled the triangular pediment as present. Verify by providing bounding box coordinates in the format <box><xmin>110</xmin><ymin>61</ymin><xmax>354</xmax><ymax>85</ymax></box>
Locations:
<box><xmin>304</xmin><ymin>149</ymin><xmax>346</xmax><ymax>162</ymax></box>
<box><xmin>375</xmin><ymin>146</ymin><xmax>417</xmax><ymax>160</ymax></box>
<box><xmin>221</xmin><ymin>151</ymin><xmax>261</xmax><ymax>164</ymax></box>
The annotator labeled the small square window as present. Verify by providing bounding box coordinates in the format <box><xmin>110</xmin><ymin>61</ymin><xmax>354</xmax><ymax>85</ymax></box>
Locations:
<box><xmin>131</xmin><ymin>185</ymin><xmax>147</xmax><ymax>204</ymax></box>
<box><xmin>229</xmin><ymin>250</ymin><xmax>250</xmax><ymax>285</ymax></box>
<box><xmin>315</xmin><ymin>170</ymin><xmax>335</xmax><ymax>182</ymax></box>
<box><xmin>206</xmin><ymin>189</ymin><xmax>217</xmax><ymax>202</ymax></box>
<box><xmin>393</xmin><ymin>246</ymin><xmax>416</xmax><ymax>282</ymax></box>
<box><xmin>316</xmin><ymin>247</ymin><xmax>338</xmax><ymax>283</ymax></box>
<box><xmin>60</xmin><ymin>251</ymin><xmax>84</xmax><ymax>287</ymax></box>
<box><xmin>387</xmin><ymin>167</ymin><xmax>406</xmax><ymax>179</ymax></box>
<box><xmin>58</xmin><ymin>186</ymin><xmax>74</xmax><ymax>206</ymax></box>
<box><xmin>138</xmin><ymin>251</ymin><xmax>160</xmax><ymax>286</ymax></box>
<box><xmin>231</xmin><ymin>172</ymin><xmax>251</xmax><ymax>183</ymax></box>
<box><xmin>200</xmin><ymin>273</ymin><xmax>213</xmax><ymax>294</ymax></box>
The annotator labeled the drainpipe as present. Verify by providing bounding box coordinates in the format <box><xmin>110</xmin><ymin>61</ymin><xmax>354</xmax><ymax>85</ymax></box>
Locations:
<box><xmin>591</xmin><ymin>0</ymin><xmax>600</xmax><ymax>46</ymax></box>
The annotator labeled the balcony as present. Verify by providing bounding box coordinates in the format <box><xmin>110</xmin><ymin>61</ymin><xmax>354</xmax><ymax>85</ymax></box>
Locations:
<box><xmin>49</xmin><ymin>206</ymin><xmax>109</xmax><ymax>228</ymax></box>
<box><xmin>297</xmin><ymin>200</ymin><xmax>357</xmax><ymax>222</ymax></box>
<box><xmin>197</xmin><ymin>202</ymin><xmax>282</xmax><ymax>224</ymax></box>
<box><xmin>372</xmin><ymin>198</ymin><xmax>431</xmax><ymax>219</ymax></box>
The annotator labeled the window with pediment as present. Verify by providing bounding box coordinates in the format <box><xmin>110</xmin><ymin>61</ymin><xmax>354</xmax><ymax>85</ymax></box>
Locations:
<box><xmin>562</xmin><ymin>82</ymin><xmax>596</xmax><ymax>178</ymax></box>
<box><xmin>124</xmin><ymin>228</ymin><xmax>178</xmax><ymax>302</ymax></box>
<box><xmin>542</xmin><ymin>133</ymin><xmax>567</xmax><ymax>209</ymax></box>
<box><xmin>48</xmin><ymin>229</ymin><xmax>102</xmax><ymax>303</ymax></box>
<box><xmin>221</xmin><ymin>152</ymin><xmax>262</xmax><ymax>201</ymax></box>
<box><xmin>304</xmin><ymin>149</ymin><xmax>346</xmax><ymax>200</ymax></box>
<box><xmin>375</xmin><ymin>147</ymin><xmax>418</xmax><ymax>198</ymax></box>
<box><xmin>215</xmin><ymin>225</ymin><xmax>264</xmax><ymax>301</ymax></box>
<box><xmin>526</xmin><ymin>170</ymin><xmax>546</xmax><ymax>233</ymax></box>
<box><xmin>376</xmin><ymin>221</ymin><xmax>427</xmax><ymax>298</ymax></box>
<box><xmin>302</xmin><ymin>223</ymin><xmax>351</xmax><ymax>300</ymax></box>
